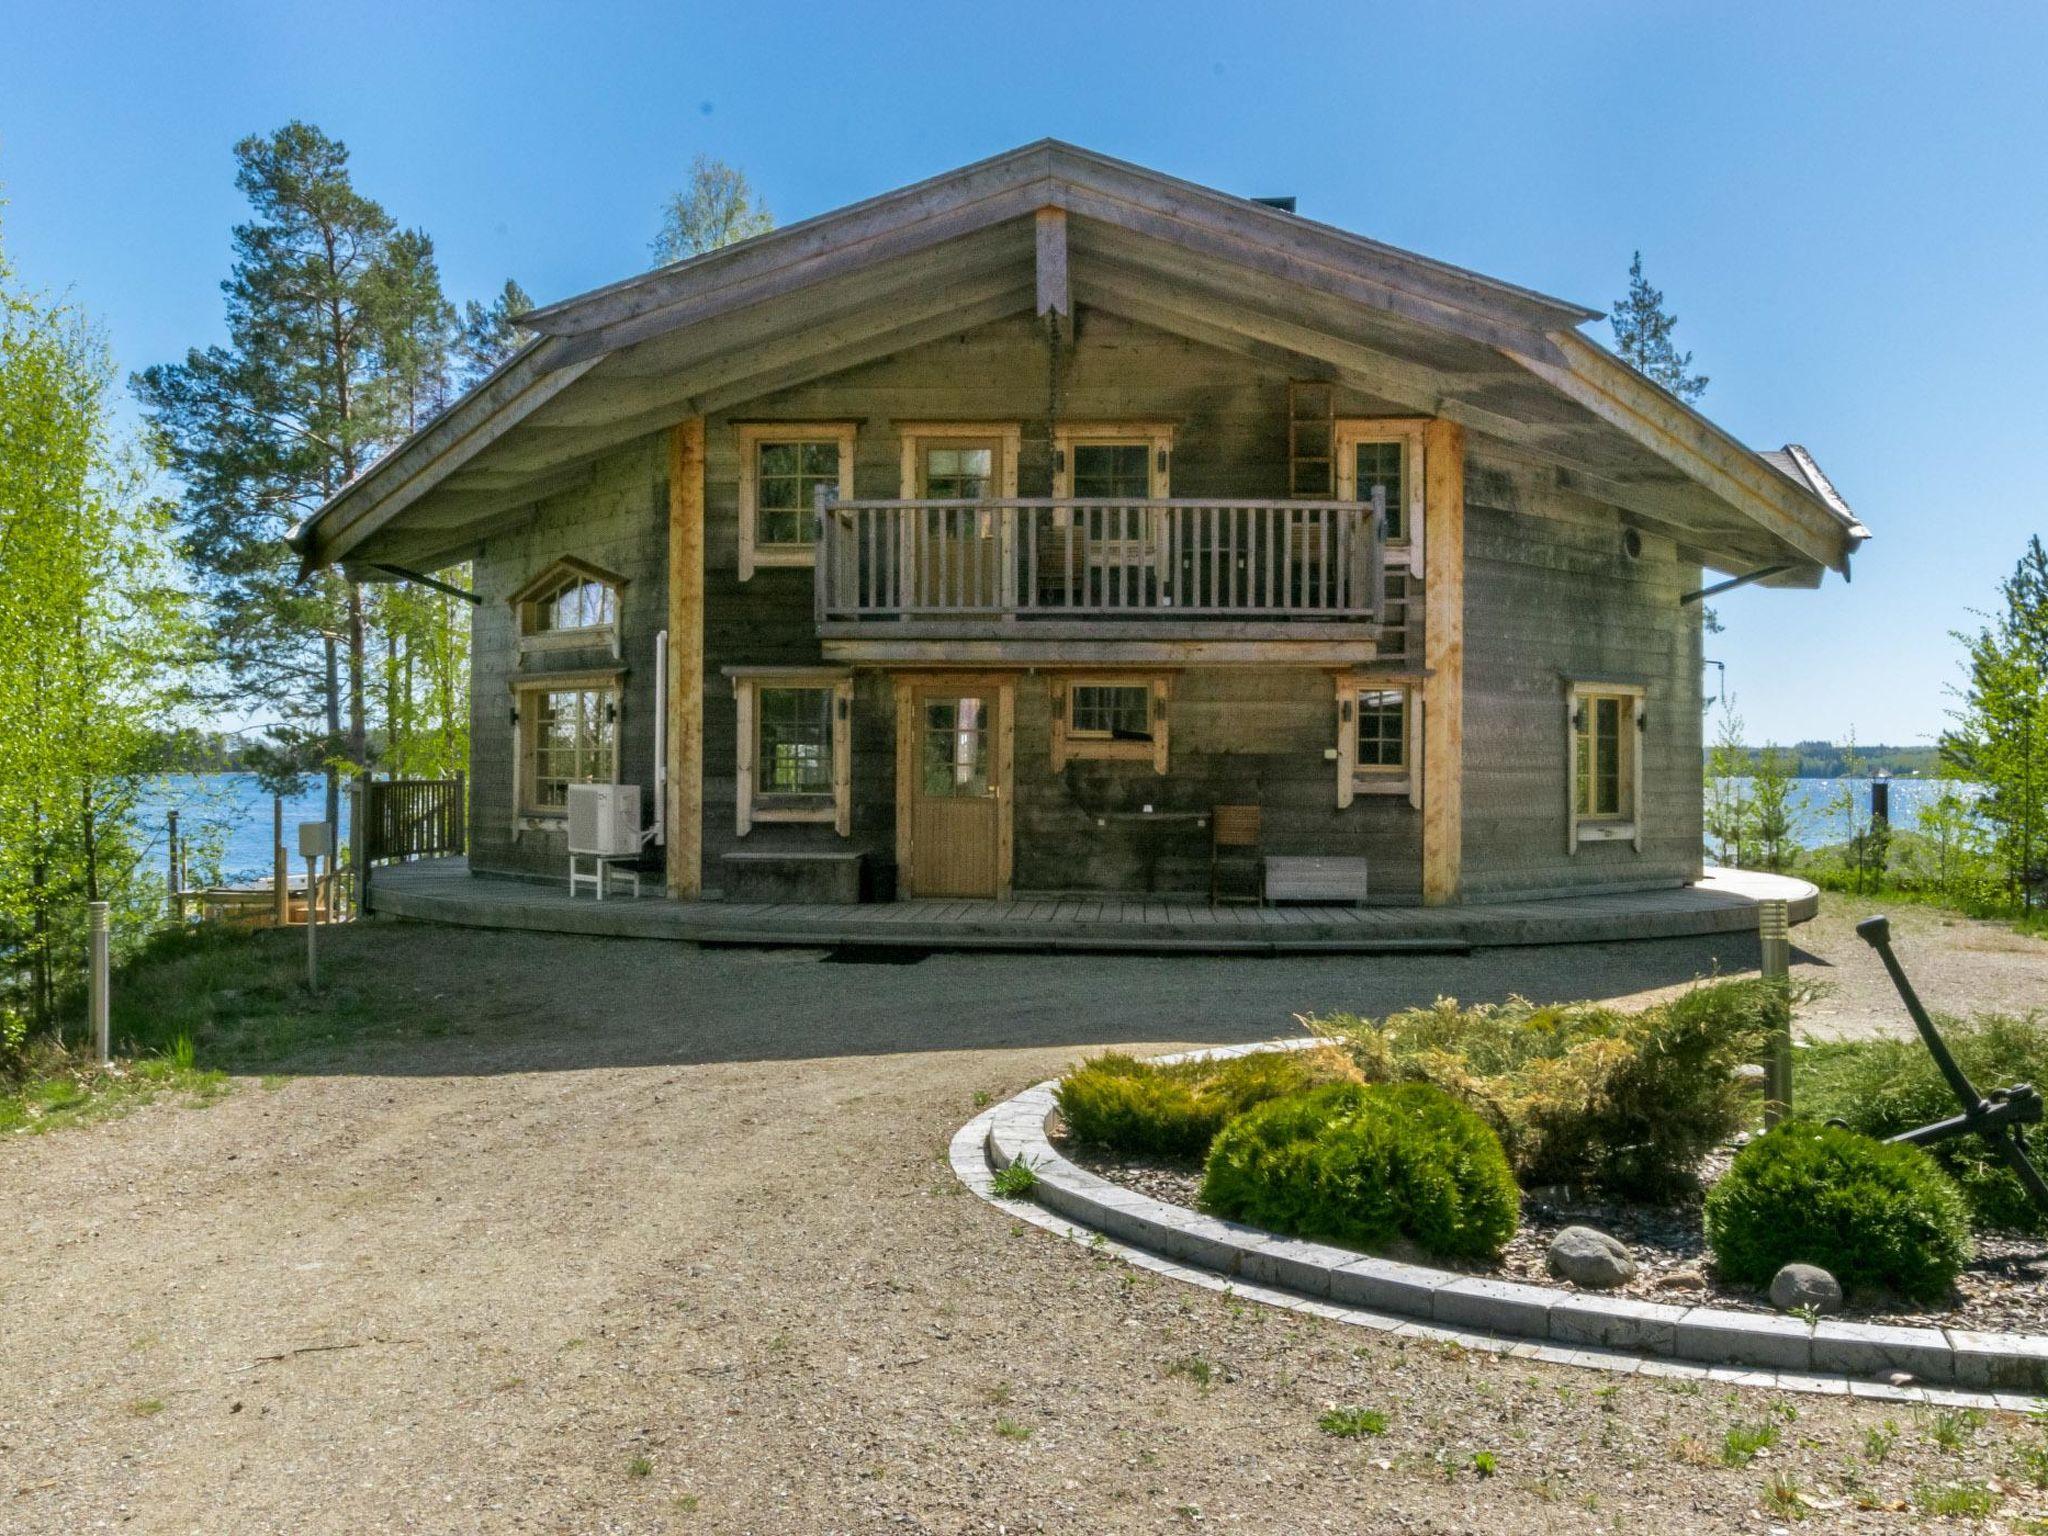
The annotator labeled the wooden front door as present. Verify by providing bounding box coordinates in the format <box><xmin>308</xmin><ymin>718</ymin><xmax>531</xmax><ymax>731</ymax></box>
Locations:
<box><xmin>904</xmin><ymin>682</ymin><xmax>1008</xmax><ymax>898</ymax></box>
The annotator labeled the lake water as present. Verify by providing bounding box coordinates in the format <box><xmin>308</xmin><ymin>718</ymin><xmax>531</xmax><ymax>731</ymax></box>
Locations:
<box><xmin>134</xmin><ymin>773</ymin><xmax>353</xmax><ymax>884</ymax></box>
<box><xmin>137</xmin><ymin>771</ymin><xmax>1964</xmax><ymax>884</ymax></box>
<box><xmin>1727</xmin><ymin>776</ymin><xmax>1973</xmax><ymax>850</ymax></box>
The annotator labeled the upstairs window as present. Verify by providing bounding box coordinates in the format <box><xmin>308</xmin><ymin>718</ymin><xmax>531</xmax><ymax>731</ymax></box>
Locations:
<box><xmin>737</xmin><ymin>423</ymin><xmax>856</xmax><ymax>579</ymax></box>
<box><xmin>897</xmin><ymin>424</ymin><xmax>1021</xmax><ymax>501</ymax></box>
<box><xmin>1336</xmin><ymin>420</ymin><xmax>1427</xmax><ymax>570</ymax></box>
<box><xmin>511</xmin><ymin>559</ymin><xmax>625</xmax><ymax>653</ymax></box>
<box><xmin>921</xmin><ymin>443</ymin><xmax>998</xmax><ymax>499</ymax></box>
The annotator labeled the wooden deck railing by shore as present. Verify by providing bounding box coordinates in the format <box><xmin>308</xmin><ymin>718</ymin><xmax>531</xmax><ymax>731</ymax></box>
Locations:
<box><xmin>815</xmin><ymin>491</ymin><xmax>1387</xmax><ymax>625</ymax></box>
<box><xmin>362</xmin><ymin>775</ymin><xmax>466</xmax><ymax>865</ymax></box>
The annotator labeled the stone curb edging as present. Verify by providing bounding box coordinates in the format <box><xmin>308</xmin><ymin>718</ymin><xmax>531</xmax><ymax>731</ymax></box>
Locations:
<box><xmin>976</xmin><ymin>1040</ymin><xmax>2048</xmax><ymax>1398</ymax></box>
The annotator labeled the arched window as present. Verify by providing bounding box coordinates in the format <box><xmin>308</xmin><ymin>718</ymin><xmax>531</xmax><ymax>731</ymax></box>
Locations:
<box><xmin>510</xmin><ymin>558</ymin><xmax>625</xmax><ymax>652</ymax></box>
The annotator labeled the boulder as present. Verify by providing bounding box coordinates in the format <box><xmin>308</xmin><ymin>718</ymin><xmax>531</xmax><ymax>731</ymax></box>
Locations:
<box><xmin>1769</xmin><ymin>1262</ymin><xmax>1843</xmax><ymax>1315</ymax></box>
<box><xmin>1731</xmin><ymin>1063</ymin><xmax>1768</xmax><ymax>1093</ymax></box>
<box><xmin>1546</xmin><ymin>1225</ymin><xmax>1637</xmax><ymax>1289</ymax></box>
<box><xmin>1652</xmin><ymin>1266</ymin><xmax>1707</xmax><ymax>1292</ymax></box>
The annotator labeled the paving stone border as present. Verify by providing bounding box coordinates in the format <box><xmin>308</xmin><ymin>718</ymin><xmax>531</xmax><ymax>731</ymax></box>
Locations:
<box><xmin>963</xmin><ymin>1040</ymin><xmax>2048</xmax><ymax>1404</ymax></box>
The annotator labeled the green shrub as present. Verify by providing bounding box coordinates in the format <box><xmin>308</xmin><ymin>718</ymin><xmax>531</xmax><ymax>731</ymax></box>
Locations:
<box><xmin>1200</xmin><ymin>1081</ymin><xmax>1519</xmax><ymax>1262</ymax></box>
<box><xmin>1801</xmin><ymin>1012</ymin><xmax>2048</xmax><ymax>1231</ymax></box>
<box><xmin>1055</xmin><ymin>1046</ymin><xmax>1358</xmax><ymax>1158</ymax></box>
<box><xmin>1307</xmin><ymin>978</ymin><xmax>1783</xmax><ymax>1199</ymax></box>
<box><xmin>1704</xmin><ymin>1122</ymin><xmax>1972</xmax><ymax>1303</ymax></box>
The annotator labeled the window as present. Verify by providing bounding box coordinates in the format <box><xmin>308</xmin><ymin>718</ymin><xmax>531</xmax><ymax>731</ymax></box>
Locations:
<box><xmin>1049</xmin><ymin>675</ymin><xmax>1169</xmax><ymax>771</ymax></box>
<box><xmin>737</xmin><ymin>423</ymin><xmax>856</xmax><ymax>579</ymax></box>
<box><xmin>922</xmin><ymin>697</ymin><xmax>991</xmax><ymax>796</ymax></box>
<box><xmin>514</xmin><ymin>677</ymin><xmax>620</xmax><ymax>817</ymax></box>
<box><xmin>1334</xmin><ymin>677</ymin><xmax>1419</xmax><ymax>808</ymax></box>
<box><xmin>1336</xmin><ymin>420</ymin><xmax>1427</xmax><ymax>570</ymax></box>
<box><xmin>1566</xmin><ymin>682</ymin><xmax>1644</xmax><ymax>850</ymax></box>
<box><xmin>1355</xmin><ymin>689</ymin><xmax>1406</xmax><ymax>770</ymax></box>
<box><xmin>510</xmin><ymin>558</ymin><xmax>625</xmax><ymax>652</ymax></box>
<box><xmin>729</xmin><ymin>668</ymin><xmax>853</xmax><ymax>835</ymax></box>
<box><xmin>922</xmin><ymin>443</ymin><xmax>996</xmax><ymax>499</ymax></box>
<box><xmin>897</xmin><ymin>424</ymin><xmax>1021</xmax><ymax>501</ymax></box>
<box><xmin>1071</xmin><ymin>444</ymin><xmax>1150</xmax><ymax>498</ymax></box>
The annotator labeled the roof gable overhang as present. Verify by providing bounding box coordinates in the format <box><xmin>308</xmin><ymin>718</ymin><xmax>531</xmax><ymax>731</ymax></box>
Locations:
<box><xmin>293</xmin><ymin>140</ymin><xmax>1863</xmax><ymax>582</ymax></box>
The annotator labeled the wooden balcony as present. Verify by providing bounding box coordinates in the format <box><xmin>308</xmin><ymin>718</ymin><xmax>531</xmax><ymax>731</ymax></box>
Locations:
<box><xmin>814</xmin><ymin>494</ymin><xmax>1388</xmax><ymax>662</ymax></box>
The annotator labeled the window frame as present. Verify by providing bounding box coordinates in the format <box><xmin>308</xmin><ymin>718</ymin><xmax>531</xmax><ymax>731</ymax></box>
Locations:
<box><xmin>1335</xmin><ymin>419</ymin><xmax>1428</xmax><ymax>576</ymax></box>
<box><xmin>727</xmin><ymin>666</ymin><xmax>854</xmax><ymax>837</ymax></box>
<box><xmin>736</xmin><ymin>422</ymin><xmax>857</xmax><ymax>580</ymax></box>
<box><xmin>1565</xmin><ymin>680</ymin><xmax>1646</xmax><ymax>853</ymax></box>
<box><xmin>509</xmin><ymin>558</ymin><xmax>626</xmax><ymax>657</ymax></box>
<box><xmin>1334</xmin><ymin>675</ymin><xmax>1421</xmax><ymax>808</ymax></box>
<box><xmin>896</xmin><ymin>422</ymin><xmax>1022</xmax><ymax>500</ymax></box>
<box><xmin>1048</xmin><ymin>673</ymin><xmax>1171</xmax><ymax>773</ymax></box>
<box><xmin>510</xmin><ymin>669</ymin><xmax>624</xmax><ymax>821</ymax></box>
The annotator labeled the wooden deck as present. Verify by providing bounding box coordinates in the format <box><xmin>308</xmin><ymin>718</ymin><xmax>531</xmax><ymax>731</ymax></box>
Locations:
<box><xmin>366</xmin><ymin>860</ymin><xmax>1817</xmax><ymax>954</ymax></box>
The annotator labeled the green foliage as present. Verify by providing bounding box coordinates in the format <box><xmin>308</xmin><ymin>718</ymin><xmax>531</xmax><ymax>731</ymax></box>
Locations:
<box><xmin>1610</xmin><ymin>251</ymin><xmax>1708</xmax><ymax>403</ymax></box>
<box><xmin>989</xmin><ymin>1159</ymin><xmax>1039</xmax><ymax>1198</ymax></box>
<box><xmin>1799</xmin><ymin>1012</ymin><xmax>2048</xmax><ymax>1231</ymax></box>
<box><xmin>1200</xmin><ymin>1082</ymin><xmax>1519</xmax><ymax>1262</ymax></box>
<box><xmin>1943</xmin><ymin>535</ymin><xmax>2048</xmax><ymax>913</ymax></box>
<box><xmin>1308</xmin><ymin>979</ymin><xmax>1783</xmax><ymax>1199</ymax></box>
<box><xmin>1704</xmin><ymin>1123</ymin><xmax>1972</xmax><ymax>1302</ymax></box>
<box><xmin>134</xmin><ymin>120</ymin><xmax>498</xmax><ymax>824</ymax></box>
<box><xmin>1055</xmin><ymin>1047</ymin><xmax>1359</xmax><ymax>1159</ymax></box>
<box><xmin>1703</xmin><ymin>701</ymin><xmax>1754</xmax><ymax>868</ymax></box>
<box><xmin>1915</xmin><ymin>1480</ymin><xmax>1997</xmax><ymax>1518</ymax></box>
<box><xmin>651</xmin><ymin>156</ymin><xmax>774</xmax><ymax>266</ymax></box>
<box><xmin>1317</xmin><ymin>1406</ymin><xmax>1388</xmax><ymax>1438</ymax></box>
<box><xmin>0</xmin><ymin>212</ymin><xmax>192</xmax><ymax>1035</ymax></box>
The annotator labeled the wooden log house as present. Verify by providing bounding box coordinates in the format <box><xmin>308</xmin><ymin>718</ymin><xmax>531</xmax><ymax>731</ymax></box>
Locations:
<box><xmin>293</xmin><ymin>142</ymin><xmax>1865</xmax><ymax>914</ymax></box>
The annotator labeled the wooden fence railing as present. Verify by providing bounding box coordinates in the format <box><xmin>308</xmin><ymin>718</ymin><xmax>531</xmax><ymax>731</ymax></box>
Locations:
<box><xmin>362</xmin><ymin>775</ymin><xmax>466</xmax><ymax>865</ymax></box>
<box><xmin>815</xmin><ymin>491</ymin><xmax>1388</xmax><ymax>625</ymax></box>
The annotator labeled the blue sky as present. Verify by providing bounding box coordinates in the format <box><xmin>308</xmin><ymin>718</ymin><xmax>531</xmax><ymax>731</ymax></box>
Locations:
<box><xmin>4</xmin><ymin>1</ymin><xmax>2043</xmax><ymax>746</ymax></box>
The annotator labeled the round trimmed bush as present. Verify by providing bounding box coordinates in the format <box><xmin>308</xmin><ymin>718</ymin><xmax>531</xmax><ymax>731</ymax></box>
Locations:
<box><xmin>1199</xmin><ymin>1082</ymin><xmax>1519</xmax><ymax>1262</ymax></box>
<box><xmin>1704</xmin><ymin>1122</ymin><xmax>1973</xmax><ymax>1303</ymax></box>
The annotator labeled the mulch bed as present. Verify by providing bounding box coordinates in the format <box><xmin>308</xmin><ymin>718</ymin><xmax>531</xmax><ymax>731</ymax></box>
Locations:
<box><xmin>1052</xmin><ymin>1125</ymin><xmax>2048</xmax><ymax>1334</ymax></box>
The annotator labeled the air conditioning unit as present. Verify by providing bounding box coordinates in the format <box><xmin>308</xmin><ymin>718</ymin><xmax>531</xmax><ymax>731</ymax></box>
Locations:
<box><xmin>566</xmin><ymin>783</ymin><xmax>644</xmax><ymax>857</ymax></box>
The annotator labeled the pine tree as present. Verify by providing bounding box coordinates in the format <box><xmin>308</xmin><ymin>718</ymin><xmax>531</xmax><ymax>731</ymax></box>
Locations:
<box><xmin>457</xmin><ymin>279</ymin><xmax>534</xmax><ymax>386</ymax></box>
<box><xmin>1703</xmin><ymin>701</ymin><xmax>1753</xmax><ymax>867</ymax></box>
<box><xmin>1749</xmin><ymin>744</ymin><xmax>1798</xmax><ymax>873</ymax></box>
<box><xmin>135</xmin><ymin>122</ymin><xmax>452</xmax><ymax>828</ymax></box>
<box><xmin>650</xmin><ymin>156</ymin><xmax>773</xmax><ymax>267</ymax></box>
<box><xmin>1611</xmin><ymin>252</ymin><xmax>1709</xmax><ymax>404</ymax></box>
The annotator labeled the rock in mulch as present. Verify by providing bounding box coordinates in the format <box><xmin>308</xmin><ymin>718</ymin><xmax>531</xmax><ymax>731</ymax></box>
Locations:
<box><xmin>1770</xmin><ymin>1262</ymin><xmax>1844</xmax><ymax>1315</ymax></box>
<box><xmin>1545</xmin><ymin>1225</ymin><xmax>1637</xmax><ymax>1289</ymax></box>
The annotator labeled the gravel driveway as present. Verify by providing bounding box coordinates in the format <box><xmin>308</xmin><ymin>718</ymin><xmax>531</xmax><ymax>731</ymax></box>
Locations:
<box><xmin>4</xmin><ymin>899</ymin><xmax>2046</xmax><ymax>1533</ymax></box>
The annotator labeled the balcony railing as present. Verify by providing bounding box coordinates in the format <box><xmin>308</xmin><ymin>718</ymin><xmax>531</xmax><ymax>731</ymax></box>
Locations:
<box><xmin>814</xmin><ymin>491</ymin><xmax>1387</xmax><ymax>628</ymax></box>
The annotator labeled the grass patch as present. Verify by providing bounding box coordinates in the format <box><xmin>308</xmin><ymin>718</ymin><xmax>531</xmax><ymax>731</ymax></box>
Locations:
<box><xmin>1163</xmin><ymin>1355</ymin><xmax>1213</xmax><ymax>1387</ymax></box>
<box><xmin>126</xmin><ymin>1398</ymin><xmax>165</xmax><ymax>1417</ymax></box>
<box><xmin>993</xmin><ymin>1416</ymin><xmax>1032</xmax><ymax>1441</ymax></box>
<box><xmin>1</xmin><ymin>925</ymin><xmax>450</xmax><ymax>1139</ymax></box>
<box><xmin>1863</xmin><ymin>1420</ymin><xmax>1900</xmax><ymax>1462</ymax></box>
<box><xmin>1318</xmin><ymin>1406</ymin><xmax>1388</xmax><ymax>1438</ymax></box>
<box><xmin>626</xmin><ymin>1455</ymin><xmax>653</xmax><ymax>1478</ymax></box>
<box><xmin>1720</xmin><ymin>1418</ymin><xmax>1782</xmax><ymax>1467</ymax></box>
<box><xmin>1928</xmin><ymin>1406</ymin><xmax>1986</xmax><ymax>1453</ymax></box>
<box><xmin>990</xmin><ymin>1159</ymin><xmax>1039</xmax><ymax>1198</ymax></box>
<box><xmin>1762</xmin><ymin>1472</ymin><xmax>1807</xmax><ymax>1520</ymax></box>
<box><xmin>1915</xmin><ymin>1480</ymin><xmax>1997</xmax><ymax>1519</ymax></box>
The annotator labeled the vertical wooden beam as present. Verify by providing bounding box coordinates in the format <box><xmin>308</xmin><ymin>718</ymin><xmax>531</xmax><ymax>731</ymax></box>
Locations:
<box><xmin>666</xmin><ymin>417</ymin><xmax>706</xmax><ymax>898</ymax></box>
<box><xmin>1034</xmin><ymin>207</ymin><xmax>1070</xmax><ymax>318</ymax></box>
<box><xmin>1420</xmin><ymin>419</ymin><xmax>1465</xmax><ymax>906</ymax></box>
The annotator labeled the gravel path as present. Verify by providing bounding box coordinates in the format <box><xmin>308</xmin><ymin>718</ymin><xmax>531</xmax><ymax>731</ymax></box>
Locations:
<box><xmin>3</xmin><ymin>898</ymin><xmax>2047</xmax><ymax>1533</ymax></box>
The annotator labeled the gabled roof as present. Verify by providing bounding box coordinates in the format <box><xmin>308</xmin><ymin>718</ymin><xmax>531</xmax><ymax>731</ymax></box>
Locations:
<box><xmin>293</xmin><ymin>139</ymin><xmax>1864</xmax><ymax>582</ymax></box>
